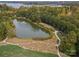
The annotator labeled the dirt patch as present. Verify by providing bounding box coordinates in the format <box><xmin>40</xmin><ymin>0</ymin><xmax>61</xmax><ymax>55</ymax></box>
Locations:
<box><xmin>6</xmin><ymin>35</ymin><xmax>57</xmax><ymax>54</ymax></box>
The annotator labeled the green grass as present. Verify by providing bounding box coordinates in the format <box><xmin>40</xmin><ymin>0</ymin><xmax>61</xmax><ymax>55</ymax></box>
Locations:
<box><xmin>0</xmin><ymin>44</ymin><xmax>58</xmax><ymax>57</ymax></box>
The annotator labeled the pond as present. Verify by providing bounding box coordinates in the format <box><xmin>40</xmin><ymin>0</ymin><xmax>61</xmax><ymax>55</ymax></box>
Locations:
<box><xmin>13</xmin><ymin>19</ymin><xmax>50</xmax><ymax>38</ymax></box>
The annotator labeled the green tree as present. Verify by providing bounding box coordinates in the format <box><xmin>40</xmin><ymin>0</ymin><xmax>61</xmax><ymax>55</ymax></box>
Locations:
<box><xmin>60</xmin><ymin>31</ymin><xmax>77</xmax><ymax>56</ymax></box>
<box><xmin>0</xmin><ymin>22</ymin><xmax>7</xmax><ymax>41</ymax></box>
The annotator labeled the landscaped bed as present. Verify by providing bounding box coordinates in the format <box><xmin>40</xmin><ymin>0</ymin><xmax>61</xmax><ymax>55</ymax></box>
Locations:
<box><xmin>0</xmin><ymin>44</ymin><xmax>58</xmax><ymax>57</ymax></box>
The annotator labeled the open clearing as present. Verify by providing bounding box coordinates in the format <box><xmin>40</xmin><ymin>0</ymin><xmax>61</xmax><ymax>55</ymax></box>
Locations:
<box><xmin>6</xmin><ymin>35</ymin><xmax>57</xmax><ymax>54</ymax></box>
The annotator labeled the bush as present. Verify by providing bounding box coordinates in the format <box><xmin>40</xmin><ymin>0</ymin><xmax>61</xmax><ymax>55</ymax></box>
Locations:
<box><xmin>0</xmin><ymin>22</ymin><xmax>7</xmax><ymax>41</ymax></box>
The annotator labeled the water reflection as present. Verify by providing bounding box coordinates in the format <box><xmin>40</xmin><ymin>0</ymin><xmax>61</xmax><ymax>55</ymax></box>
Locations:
<box><xmin>13</xmin><ymin>19</ymin><xmax>49</xmax><ymax>38</ymax></box>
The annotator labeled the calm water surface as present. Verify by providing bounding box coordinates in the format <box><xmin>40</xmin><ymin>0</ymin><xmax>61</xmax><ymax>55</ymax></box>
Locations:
<box><xmin>13</xmin><ymin>19</ymin><xmax>49</xmax><ymax>38</ymax></box>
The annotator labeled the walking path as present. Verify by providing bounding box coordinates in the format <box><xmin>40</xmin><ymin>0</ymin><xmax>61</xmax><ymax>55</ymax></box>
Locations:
<box><xmin>40</xmin><ymin>23</ymin><xmax>61</xmax><ymax>56</ymax></box>
<box><xmin>53</xmin><ymin>31</ymin><xmax>61</xmax><ymax>57</ymax></box>
<box><xmin>40</xmin><ymin>23</ymin><xmax>68</xmax><ymax>57</ymax></box>
<box><xmin>0</xmin><ymin>23</ymin><xmax>67</xmax><ymax>57</ymax></box>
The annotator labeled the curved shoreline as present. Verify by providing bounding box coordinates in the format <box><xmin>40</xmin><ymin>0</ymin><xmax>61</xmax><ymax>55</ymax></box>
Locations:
<box><xmin>0</xmin><ymin>21</ymin><xmax>61</xmax><ymax>57</ymax></box>
<box><xmin>17</xmin><ymin>18</ymin><xmax>54</xmax><ymax>39</ymax></box>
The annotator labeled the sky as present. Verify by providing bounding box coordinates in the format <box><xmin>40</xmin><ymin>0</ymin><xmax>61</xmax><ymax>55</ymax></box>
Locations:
<box><xmin>0</xmin><ymin>3</ymin><xmax>24</xmax><ymax>8</ymax></box>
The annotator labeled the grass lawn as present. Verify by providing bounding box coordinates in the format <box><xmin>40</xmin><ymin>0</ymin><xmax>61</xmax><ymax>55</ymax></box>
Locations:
<box><xmin>0</xmin><ymin>44</ymin><xmax>58</xmax><ymax>57</ymax></box>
